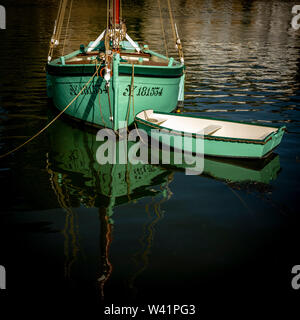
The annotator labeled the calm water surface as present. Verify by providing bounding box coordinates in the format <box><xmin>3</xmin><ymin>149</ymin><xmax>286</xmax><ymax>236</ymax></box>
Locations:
<box><xmin>0</xmin><ymin>0</ymin><xmax>300</xmax><ymax>314</ymax></box>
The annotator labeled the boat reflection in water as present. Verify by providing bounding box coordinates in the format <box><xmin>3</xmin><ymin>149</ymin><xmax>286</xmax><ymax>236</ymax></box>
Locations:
<box><xmin>46</xmin><ymin>117</ymin><xmax>280</xmax><ymax>300</ymax></box>
<box><xmin>46</xmin><ymin>118</ymin><xmax>173</xmax><ymax>299</ymax></box>
<box><xmin>203</xmin><ymin>153</ymin><xmax>280</xmax><ymax>189</ymax></box>
<box><xmin>152</xmin><ymin>142</ymin><xmax>281</xmax><ymax>186</ymax></box>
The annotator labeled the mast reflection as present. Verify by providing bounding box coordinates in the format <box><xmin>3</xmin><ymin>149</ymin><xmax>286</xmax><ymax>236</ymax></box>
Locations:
<box><xmin>46</xmin><ymin>117</ymin><xmax>173</xmax><ymax>299</ymax></box>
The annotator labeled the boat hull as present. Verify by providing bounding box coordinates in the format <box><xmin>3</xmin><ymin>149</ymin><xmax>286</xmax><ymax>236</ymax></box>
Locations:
<box><xmin>46</xmin><ymin>61</ymin><xmax>184</xmax><ymax>130</ymax></box>
<box><xmin>135</xmin><ymin>112</ymin><xmax>286</xmax><ymax>159</ymax></box>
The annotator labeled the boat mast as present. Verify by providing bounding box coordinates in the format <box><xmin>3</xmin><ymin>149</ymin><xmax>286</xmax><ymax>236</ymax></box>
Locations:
<box><xmin>108</xmin><ymin>0</ymin><xmax>123</xmax><ymax>51</ymax></box>
<box><xmin>114</xmin><ymin>0</ymin><xmax>120</xmax><ymax>26</ymax></box>
<box><xmin>88</xmin><ymin>0</ymin><xmax>139</xmax><ymax>53</ymax></box>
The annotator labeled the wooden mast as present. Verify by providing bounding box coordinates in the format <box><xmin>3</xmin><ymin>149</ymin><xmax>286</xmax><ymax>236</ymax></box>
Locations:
<box><xmin>114</xmin><ymin>0</ymin><xmax>120</xmax><ymax>26</ymax></box>
<box><xmin>110</xmin><ymin>0</ymin><xmax>123</xmax><ymax>52</ymax></box>
<box><xmin>109</xmin><ymin>0</ymin><xmax>120</xmax><ymax>28</ymax></box>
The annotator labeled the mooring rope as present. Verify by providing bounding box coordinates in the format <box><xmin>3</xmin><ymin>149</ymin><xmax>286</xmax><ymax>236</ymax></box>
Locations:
<box><xmin>97</xmin><ymin>67</ymin><xmax>107</xmax><ymax>128</ymax></box>
<box><xmin>107</xmin><ymin>88</ymin><xmax>114</xmax><ymax>124</ymax></box>
<box><xmin>125</xmin><ymin>63</ymin><xmax>146</xmax><ymax>143</ymax></box>
<box><xmin>0</xmin><ymin>64</ymin><xmax>101</xmax><ymax>159</ymax></box>
<box><xmin>125</xmin><ymin>63</ymin><xmax>135</xmax><ymax>131</ymax></box>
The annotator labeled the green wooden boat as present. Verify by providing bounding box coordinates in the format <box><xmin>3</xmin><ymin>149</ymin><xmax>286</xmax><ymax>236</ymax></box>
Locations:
<box><xmin>46</xmin><ymin>0</ymin><xmax>185</xmax><ymax>131</ymax></box>
<box><xmin>135</xmin><ymin>110</ymin><xmax>286</xmax><ymax>159</ymax></box>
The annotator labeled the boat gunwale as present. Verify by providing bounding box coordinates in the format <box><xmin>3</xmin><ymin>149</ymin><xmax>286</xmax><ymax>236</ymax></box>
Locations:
<box><xmin>135</xmin><ymin>111</ymin><xmax>286</xmax><ymax>145</ymax></box>
<box><xmin>46</xmin><ymin>63</ymin><xmax>184</xmax><ymax>78</ymax></box>
<box><xmin>47</xmin><ymin>44</ymin><xmax>184</xmax><ymax>78</ymax></box>
<box><xmin>47</xmin><ymin>60</ymin><xmax>184</xmax><ymax>70</ymax></box>
<box><xmin>47</xmin><ymin>43</ymin><xmax>183</xmax><ymax>67</ymax></box>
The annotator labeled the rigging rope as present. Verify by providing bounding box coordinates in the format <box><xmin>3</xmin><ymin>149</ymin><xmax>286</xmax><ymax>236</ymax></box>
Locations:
<box><xmin>47</xmin><ymin>0</ymin><xmax>68</xmax><ymax>61</ymax></box>
<box><xmin>56</xmin><ymin>0</ymin><xmax>67</xmax><ymax>45</ymax></box>
<box><xmin>0</xmin><ymin>64</ymin><xmax>101</xmax><ymax>159</ymax></box>
<box><xmin>107</xmin><ymin>0</ymin><xmax>109</xmax><ymax>31</ymax></box>
<box><xmin>166</xmin><ymin>0</ymin><xmax>184</xmax><ymax>63</ymax></box>
<box><xmin>62</xmin><ymin>0</ymin><xmax>73</xmax><ymax>56</ymax></box>
<box><xmin>167</xmin><ymin>0</ymin><xmax>177</xmax><ymax>47</ymax></box>
<box><xmin>157</xmin><ymin>0</ymin><xmax>168</xmax><ymax>58</ymax></box>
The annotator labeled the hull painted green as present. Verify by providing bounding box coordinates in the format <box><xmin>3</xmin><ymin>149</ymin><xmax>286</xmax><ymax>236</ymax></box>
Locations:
<box><xmin>46</xmin><ymin>53</ymin><xmax>184</xmax><ymax>131</ymax></box>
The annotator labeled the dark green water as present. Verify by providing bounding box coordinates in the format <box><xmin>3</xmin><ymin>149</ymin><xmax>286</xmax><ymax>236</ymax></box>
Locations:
<box><xmin>0</xmin><ymin>0</ymin><xmax>300</xmax><ymax>316</ymax></box>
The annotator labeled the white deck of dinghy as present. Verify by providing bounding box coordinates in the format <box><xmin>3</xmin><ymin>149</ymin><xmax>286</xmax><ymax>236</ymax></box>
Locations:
<box><xmin>139</xmin><ymin>110</ymin><xmax>277</xmax><ymax>141</ymax></box>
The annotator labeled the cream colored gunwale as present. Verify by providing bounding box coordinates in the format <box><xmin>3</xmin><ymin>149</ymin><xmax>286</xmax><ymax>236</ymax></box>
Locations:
<box><xmin>136</xmin><ymin>110</ymin><xmax>286</xmax><ymax>145</ymax></box>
